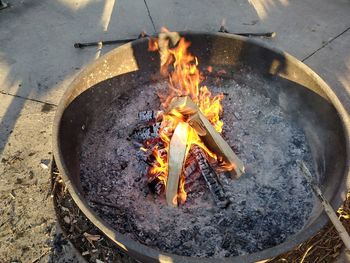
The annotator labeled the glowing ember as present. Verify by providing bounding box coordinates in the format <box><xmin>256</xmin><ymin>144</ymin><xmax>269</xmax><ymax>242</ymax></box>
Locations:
<box><xmin>144</xmin><ymin>32</ymin><xmax>242</xmax><ymax>206</ymax></box>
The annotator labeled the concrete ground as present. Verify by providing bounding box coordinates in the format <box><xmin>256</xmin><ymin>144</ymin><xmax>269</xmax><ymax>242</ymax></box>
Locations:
<box><xmin>0</xmin><ymin>0</ymin><xmax>349</xmax><ymax>262</ymax></box>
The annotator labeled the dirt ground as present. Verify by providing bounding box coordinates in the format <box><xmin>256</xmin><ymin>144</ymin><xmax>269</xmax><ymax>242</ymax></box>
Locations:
<box><xmin>0</xmin><ymin>99</ymin><xmax>82</xmax><ymax>262</ymax></box>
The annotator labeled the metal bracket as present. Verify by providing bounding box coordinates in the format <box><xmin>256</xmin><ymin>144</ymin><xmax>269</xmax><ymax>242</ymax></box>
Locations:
<box><xmin>0</xmin><ymin>0</ymin><xmax>8</xmax><ymax>10</ymax></box>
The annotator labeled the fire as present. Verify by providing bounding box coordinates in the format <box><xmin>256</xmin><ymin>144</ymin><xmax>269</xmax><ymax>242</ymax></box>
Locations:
<box><xmin>147</xmin><ymin>34</ymin><xmax>225</xmax><ymax>205</ymax></box>
<box><xmin>149</xmin><ymin>145</ymin><xmax>167</xmax><ymax>185</ymax></box>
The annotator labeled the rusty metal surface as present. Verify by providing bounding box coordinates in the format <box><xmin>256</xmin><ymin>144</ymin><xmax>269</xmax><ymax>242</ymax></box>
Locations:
<box><xmin>52</xmin><ymin>32</ymin><xmax>350</xmax><ymax>263</ymax></box>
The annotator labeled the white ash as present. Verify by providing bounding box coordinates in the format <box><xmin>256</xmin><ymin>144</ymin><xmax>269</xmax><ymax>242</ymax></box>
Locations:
<box><xmin>79</xmin><ymin>75</ymin><xmax>314</xmax><ymax>258</ymax></box>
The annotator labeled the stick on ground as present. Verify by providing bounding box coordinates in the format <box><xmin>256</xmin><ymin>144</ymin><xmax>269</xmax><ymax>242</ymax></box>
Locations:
<box><xmin>298</xmin><ymin>160</ymin><xmax>350</xmax><ymax>251</ymax></box>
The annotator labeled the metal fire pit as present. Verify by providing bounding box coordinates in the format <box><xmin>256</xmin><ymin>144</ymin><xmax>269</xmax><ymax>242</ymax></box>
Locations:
<box><xmin>52</xmin><ymin>32</ymin><xmax>350</xmax><ymax>262</ymax></box>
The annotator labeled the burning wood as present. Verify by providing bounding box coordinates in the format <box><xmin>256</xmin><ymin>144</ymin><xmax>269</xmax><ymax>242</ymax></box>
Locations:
<box><xmin>134</xmin><ymin>113</ymin><xmax>243</xmax><ymax>207</ymax></box>
<box><xmin>182</xmin><ymin>151</ymin><xmax>202</xmax><ymax>193</ymax></box>
<box><xmin>183</xmin><ymin>154</ymin><xmax>199</xmax><ymax>180</ymax></box>
<box><xmin>132</xmin><ymin>35</ymin><xmax>246</xmax><ymax>208</ymax></box>
<box><xmin>148</xmin><ymin>175</ymin><xmax>164</xmax><ymax>195</ymax></box>
<box><xmin>189</xmin><ymin>111</ymin><xmax>244</xmax><ymax>178</ymax></box>
<box><xmin>167</xmin><ymin>96</ymin><xmax>245</xmax><ymax>178</ymax></box>
<box><xmin>166</xmin><ymin>122</ymin><xmax>191</xmax><ymax>207</ymax></box>
<box><xmin>137</xmin><ymin>145</ymin><xmax>166</xmax><ymax>167</ymax></box>
<box><xmin>147</xmin><ymin>151</ymin><xmax>200</xmax><ymax>196</ymax></box>
<box><xmin>192</xmin><ymin>146</ymin><xmax>229</xmax><ymax>208</ymax></box>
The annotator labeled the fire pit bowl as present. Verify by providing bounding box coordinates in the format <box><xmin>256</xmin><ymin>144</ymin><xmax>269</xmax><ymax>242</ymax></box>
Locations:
<box><xmin>53</xmin><ymin>32</ymin><xmax>350</xmax><ymax>262</ymax></box>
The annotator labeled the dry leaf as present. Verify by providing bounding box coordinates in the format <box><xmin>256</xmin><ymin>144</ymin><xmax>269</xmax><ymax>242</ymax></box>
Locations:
<box><xmin>83</xmin><ymin>232</ymin><xmax>101</xmax><ymax>247</ymax></box>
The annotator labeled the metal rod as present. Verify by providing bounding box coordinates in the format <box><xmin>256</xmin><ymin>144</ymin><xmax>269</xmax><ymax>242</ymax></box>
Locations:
<box><xmin>298</xmin><ymin>160</ymin><xmax>350</xmax><ymax>251</ymax></box>
<box><xmin>233</xmin><ymin>32</ymin><xmax>276</xmax><ymax>38</ymax></box>
<box><xmin>0</xmin><ymin>0</ymin><xmax>8</xmax><ymax>10</ymax></box>
<box><xmin>74</xmin><ymin>32</ymin><xmax>149</xmax><ymax>49</ymax></box>
<box><xmin>74</xmin><ymin>38</ymin><xmax>138</xmax><ymax>48</ymax></box>
<box><xmin>74</xmin><ymin>28</ymin><xmax>276</xmax><ymax>49</ymax></box>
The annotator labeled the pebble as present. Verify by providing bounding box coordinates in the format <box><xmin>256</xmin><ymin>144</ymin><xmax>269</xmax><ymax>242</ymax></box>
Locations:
<box><xmin>40</xmin><ymin>163</ymin><xmax>48</xmax><ymax>169</ymax></box>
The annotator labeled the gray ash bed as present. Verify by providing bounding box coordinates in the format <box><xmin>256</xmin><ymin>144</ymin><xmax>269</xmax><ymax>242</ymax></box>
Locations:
<box><xmin>79</xmin><ymin>67</ymin><xmax>314</xmax><ymax>257</ymax></box>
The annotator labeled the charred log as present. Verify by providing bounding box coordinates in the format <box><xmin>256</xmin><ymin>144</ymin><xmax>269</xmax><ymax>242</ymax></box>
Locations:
<box><xmin>192</xmin><ymin>146</ymin><xmax>230</xmax><ymax>208</ymax></box>
<box><xmin>136</xmin><ymin>146</ymin><xmax>166</xmax><ymax>167</ymax></box>
<box><xmin>183</xmin><ymin>153</ymin><xmax>202</xmax><ymax>190</ymax></box>
<box><xmin>148</xmin><ymin>175</ymin><xmax>165</xmax><ymax>195</ymax></box>
<box><xmin>131</xmin><ymin>122</ymin><xmax>161</xmax><ymax>141</ymax></box>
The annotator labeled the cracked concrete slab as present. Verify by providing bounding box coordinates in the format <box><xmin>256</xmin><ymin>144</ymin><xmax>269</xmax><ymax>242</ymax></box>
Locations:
<box><xmin>1</xmin><ymin>0</ymin><xmax>350</xmax><ymax>262</ymax></box>
<box><xmin>304</xmin><ymin>29</ymin><xmax>350</xmax><ymax>110</ymax></box>
<box><xmin>0</xmin><ymin>0</ymin><xmax>154</xmax><ymax>105</ymax></box>
<box><xmin>145</xmin><ymin>0</ymin><xmax>350</xmax><ymax>59</ymax></box>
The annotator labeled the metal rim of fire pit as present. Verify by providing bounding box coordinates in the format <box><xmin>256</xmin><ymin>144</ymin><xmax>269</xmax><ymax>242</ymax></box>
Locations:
<box><xmin>53</xmin><ymin>32</ymin><xmax>350</xmax><ymax>263</ymax></box>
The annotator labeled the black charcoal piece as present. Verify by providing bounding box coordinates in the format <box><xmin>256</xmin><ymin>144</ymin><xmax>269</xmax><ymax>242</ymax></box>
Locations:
<box><xmin>148</xmin><ymin>176</ymin><xmax>165</xmax><ymax>195</ymax></box>
<box><xmin>131</xmin><ymin>122</ymin><xmax>161</xmax><ymax>141</ymax></box>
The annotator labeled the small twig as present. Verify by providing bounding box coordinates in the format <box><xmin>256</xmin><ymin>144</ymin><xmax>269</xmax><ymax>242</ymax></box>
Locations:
<box><xmin>49</xmin><ymin>174</ymin><xmax>62</xmax><ymax>198</ymax></box>
<box><xmin>31</xmin><ymin>248</ymin><xmax>51</xmax><ymax>263</ymax></box>
<box><xmin>300</xmin><ymin>245</ymin><xmax>313</xmax><ymax>263</ymax></box>
<box><xmin>0</xmin><ymin>218</ymin><xmax>11</xmax><ymax>228</ymax></box>
<box><xmin>315</xmin><ymin>245</ymin><xmax>334</xmax><ymax>250</ymax></box>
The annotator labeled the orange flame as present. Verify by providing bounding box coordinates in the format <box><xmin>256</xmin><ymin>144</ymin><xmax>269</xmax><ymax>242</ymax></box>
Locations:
<box><xmin>147</xmin><ymin>33</ymin><xmax>225</xmax><ymax>204</ymax></box>
<box><xmin>149</xmin><ymin>146</ymin><xmax>168</xmax><ymax>185</ymax></box>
